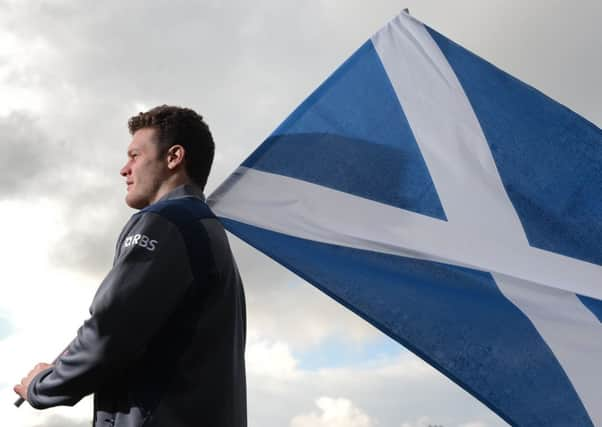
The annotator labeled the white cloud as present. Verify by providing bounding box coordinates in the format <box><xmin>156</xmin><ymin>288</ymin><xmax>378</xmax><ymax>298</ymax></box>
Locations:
<box><xmin>400</xmin><ymin>416</ymin><xmax>436</xmax><ymax>427</ymax></box>
<box><xmin>33</xmin><ymin>414</ymin><xmax>91</xmax><ymax>427</ymax></box>
<box><xmin>0</xmin><ymin>199</ymin><xmax>99</xmax><ymax>427</ymax></box>
<box><xmin>1</xmin><ymin>385</ymin><xmax>92</xmax><ymax>427</ymax></box>
<box><xmin>459</xmin><ymin>422</ymin><xmax>488</xmax><ymax>427</ymax></box>
<box><xmin>246</xmin><ymin>276</ymin><xmax>380</xmax><ymax>351</ymax></box>
<box><xmin>371</xmin><ymin>353</ymin><xmax>436</xmax><ymax>380</ymax></box>
<box><xmin>290</xmin><ymin>396</ymin><xmax>376</xmax><ymax>427</ymax></box>
<box><xmin>245</xmin><ymin>331</ymin><xmax>505</xmax><ymax>427</ymax></box>
<box><xmin>0</xmin><ymin>30</ymin><xmax>56</xmax><ymax>116</ymax></box>
<box><xmin>399</xmin><ymin>420</ymin><xmax>489</xmax><ymax>427</ymax></box>
<box><xmin>246</xmin><ymin>334</ymin><xmax>300</xmax><ymax>380</ymax></box>
<box><xmin>133</xmin><ymin>102</ymin><xmax>150</xmax><ymax>115</ymax></box>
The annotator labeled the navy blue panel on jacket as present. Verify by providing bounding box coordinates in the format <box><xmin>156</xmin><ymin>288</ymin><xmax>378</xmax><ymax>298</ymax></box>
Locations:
<box><xmin>28</xmin><ymin>185</ymin><xmax>247</xmax><ymax>427</ymax></box>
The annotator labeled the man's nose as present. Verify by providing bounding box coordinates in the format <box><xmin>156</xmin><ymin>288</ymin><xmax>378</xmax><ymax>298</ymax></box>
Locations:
<box><xmin>120</xmin><ymin>164</ymin><xmax>129</xmax><ymax>177</ymax></box>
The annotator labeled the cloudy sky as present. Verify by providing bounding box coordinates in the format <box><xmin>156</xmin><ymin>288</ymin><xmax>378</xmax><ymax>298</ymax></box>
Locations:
<box><xmin>1</xmin><ymin>1</ymin><xmax>600</xmax><ymax>426</ymax></box>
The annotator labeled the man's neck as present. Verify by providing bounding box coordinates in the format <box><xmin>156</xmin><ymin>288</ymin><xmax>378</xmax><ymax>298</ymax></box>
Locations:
<box><xmin>151</xmin><ymin>174</ymin><xmax>192</xmax><ymax>205</ymax></box>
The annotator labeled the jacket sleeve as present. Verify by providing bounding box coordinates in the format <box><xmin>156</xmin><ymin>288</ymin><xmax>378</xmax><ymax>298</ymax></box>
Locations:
<box><xmin>27</xmin><ymin>212</ymin><xmax>195</xmax><ymax>409</ymax></box>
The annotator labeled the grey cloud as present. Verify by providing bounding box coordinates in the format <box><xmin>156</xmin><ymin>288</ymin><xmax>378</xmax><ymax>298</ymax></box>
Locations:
<box><xmin>0</xmin><ymin>112</ymin><xmax>116</xmax><ymax>204</ymax></box>
<box><xmin>0</xmin><ymin>112</ymin><xmax>56</xmax><ymax>197</ymax></box>
<box><xmin>0</xmin><ymin>111</ymin><xmax>132</xmax><ymax>279</ymax></box>
<box><xmin>1</xmin><ymin>1</ymin><xmax>415</xmax><ymax>191</ymax></box>
<box><xmin>0</xmin><ymin>2</ymin><xmax>599</xmax><ymax>426</ymax></box>
<box><xmin>1</xmin><ymin>0</ymin><xmax>598</xmax><ymax>329</ymax></box>
<box><xmin>2</xmin><ymin>0</ymin><xmax>599</xmax><ymax>348</ymax></box>
<box><xmin>412</xmin><ymin>0</ymin><xmax>602</xmax><ymax>125</ymax></box>
<box><xmin>0</xmin><ymin>136</ymin><xmax>126</xmax><ymax>284</ymax></box>
<box><xmin>49</xmin><ymin>183</ymin><xmax>133</xmax><ymax>281</ymax></box>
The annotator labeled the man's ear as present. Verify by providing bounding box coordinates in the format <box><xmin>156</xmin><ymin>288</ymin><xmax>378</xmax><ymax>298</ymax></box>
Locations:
<box><xmin>166</xmin><ymin>145</ymin><xmax>185</xmax><ymax>170</ymax></box>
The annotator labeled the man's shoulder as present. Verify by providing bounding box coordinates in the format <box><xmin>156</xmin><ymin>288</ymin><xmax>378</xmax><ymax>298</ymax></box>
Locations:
<box><xmin>116</xmin><ymin>197</ymin><xmax>217</xmax><ymax>260</ymax></box>
<box><xmin>140</xmin><ymin>196</ymin><xmax>216</xmax><ymax>228</ymax></box>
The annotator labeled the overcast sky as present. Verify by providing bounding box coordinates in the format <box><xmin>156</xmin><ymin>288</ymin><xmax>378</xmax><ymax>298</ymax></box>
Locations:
<box><xmin>1</xmin><ymin>1</ymin><xmax>600</xmax><ymax>426</ymax></box>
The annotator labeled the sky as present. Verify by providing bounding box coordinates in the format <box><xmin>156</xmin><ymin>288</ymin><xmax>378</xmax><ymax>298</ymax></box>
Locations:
<box><xmin>1</xmin><ymin>1</ymin><xmax>600</xmax><ymax>426</ymax></box>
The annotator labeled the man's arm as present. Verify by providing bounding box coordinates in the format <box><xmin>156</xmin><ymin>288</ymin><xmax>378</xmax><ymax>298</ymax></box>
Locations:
<box><xmin>14</xmin><ymin>363</ymin><xmax>53</xmax><ymax>403</ymax></box>
<box><xmin>21</xmin><ymin>212</ymin><xmax>195</xmax><ymax>409</ymax></box>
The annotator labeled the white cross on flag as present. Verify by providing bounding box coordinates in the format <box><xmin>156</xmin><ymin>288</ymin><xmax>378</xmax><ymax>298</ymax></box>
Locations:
<box><xmin>209</xmin><ymin>11</ymin><xmax>602</xmax><ymax>426</ymax></box>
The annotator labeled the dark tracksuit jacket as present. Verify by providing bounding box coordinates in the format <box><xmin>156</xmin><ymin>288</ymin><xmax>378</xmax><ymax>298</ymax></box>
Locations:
<box><xmin>27</xmin><ymin>185</ymin><xmax>247</xmax><ymax>426</ymax></box>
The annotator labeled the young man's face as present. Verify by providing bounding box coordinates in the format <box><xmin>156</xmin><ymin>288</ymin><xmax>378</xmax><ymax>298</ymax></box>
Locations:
<box><xmin>120</xmin><ymin>127</ymin><xmax>170</xmax><ymax>209</ymax></box>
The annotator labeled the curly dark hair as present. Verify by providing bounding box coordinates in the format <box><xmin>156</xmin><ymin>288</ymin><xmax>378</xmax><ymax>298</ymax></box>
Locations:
<box><xmin>128</xmin><ymin>105</ymin><xmax>215</xmax><ymax>190</ymax></box>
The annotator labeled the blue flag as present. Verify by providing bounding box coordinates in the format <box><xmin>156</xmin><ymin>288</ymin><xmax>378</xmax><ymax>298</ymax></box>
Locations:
<box><xmin>209</xmin><ymin>11</ymin><xmax>602</xmax><ymax>426</ymax></box>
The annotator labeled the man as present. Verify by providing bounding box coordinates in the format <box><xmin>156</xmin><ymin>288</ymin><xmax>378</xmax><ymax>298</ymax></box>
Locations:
<box><xmin>14</xmin><ymin>105</ymin><xmax>247</xmax><ymax>426</ymax></box>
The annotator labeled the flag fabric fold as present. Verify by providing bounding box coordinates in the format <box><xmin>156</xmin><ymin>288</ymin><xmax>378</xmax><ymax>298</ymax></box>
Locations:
<box><xmin>209</xmin><ymin>11</ymin><xmax>602</xmax><ymax>426</ymax></box>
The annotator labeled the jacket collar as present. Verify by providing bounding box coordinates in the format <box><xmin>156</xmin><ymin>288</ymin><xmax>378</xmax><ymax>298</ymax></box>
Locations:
<box><xmin>157</xmin><ymin>183</ymin><xmax>206</xmax><ymax>203</ymax></box>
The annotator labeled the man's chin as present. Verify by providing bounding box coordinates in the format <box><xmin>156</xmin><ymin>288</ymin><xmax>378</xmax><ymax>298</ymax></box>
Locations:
<box><xmin>125</xmin><ymin>193</ymin><xmax>149</xmax><ymax>210</ymax></box>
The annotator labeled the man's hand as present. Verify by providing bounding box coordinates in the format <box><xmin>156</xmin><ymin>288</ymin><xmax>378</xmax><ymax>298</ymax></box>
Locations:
<box><xmin>13</xmin><ymin>363</ymin><xmax>53</xmax><ymax>402</ymax></box>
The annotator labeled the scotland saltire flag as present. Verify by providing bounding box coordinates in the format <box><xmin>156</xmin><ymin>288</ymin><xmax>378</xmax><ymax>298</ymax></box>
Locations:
<box><xmin>208</xmin><ymin>11</ymin><xmax>602</xmax><ymax>426</ymax></box>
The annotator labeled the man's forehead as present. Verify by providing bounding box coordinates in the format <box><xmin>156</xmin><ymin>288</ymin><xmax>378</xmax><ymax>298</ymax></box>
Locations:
<box><xmin>128</xmin><ymin>127</ymin><xmax>158</xmax><ymax>151</ymax></box>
